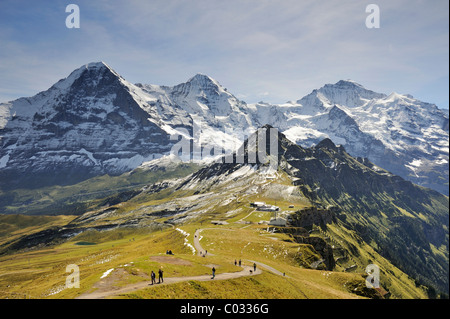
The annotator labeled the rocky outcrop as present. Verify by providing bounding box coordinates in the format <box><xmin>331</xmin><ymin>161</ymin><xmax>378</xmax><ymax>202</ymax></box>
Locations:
<box><xmin>292</xmin><ymin>235</ymin><xmax>335</xmax><ymax>270</ymax></box>
<box><xmin>288</xmin><ymin>206</ymin><xmax>338</xmax><ymax>230</ymax></box>
<box><xmin>276</xmin><ymin>225</ymin><xmax>335</xmax><ymax>270</ymax></box>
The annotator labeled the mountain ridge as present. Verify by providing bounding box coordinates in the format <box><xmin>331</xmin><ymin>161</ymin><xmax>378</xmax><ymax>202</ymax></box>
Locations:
<box><xmin>0</xmin><ymin>62</ymin><xmax>448</xmax><ymax>195</ymax></box>
<box><xmin>187</xmin><ymin>125</ymin><xmax>449</xmax><ymax>293</ymax></box>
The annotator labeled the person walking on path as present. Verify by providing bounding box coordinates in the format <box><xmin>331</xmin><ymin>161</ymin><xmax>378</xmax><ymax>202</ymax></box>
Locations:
<box><xmin>239</xmin><ymin>259</ymin><xmax>241</xmax><ymax>267</ymax></box>
<box><xmin>150</xmin><ymin>271</ymin><xmax>156</xmax><ymax>285</ymax></box>
<box><xmin>212</xmin><ymin>267</ymin><xmax>216</xmax><ymax>279</ymax></box>
<box><xmin>253</xmin><ymin>263</ymin><xmax>257</xmax><ymax>272</ymax></box>
<box><xmin>234</xmin><ymin>259</ymin><xmax>237</xmax><ymax>266</ymax></box>
<box><xmin>158</xmin><ymin>268</ymin><xmax>164</xmax><ymax>283</ymax></box>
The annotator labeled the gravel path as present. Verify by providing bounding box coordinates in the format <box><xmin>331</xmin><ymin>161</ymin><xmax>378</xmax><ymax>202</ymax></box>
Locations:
<box><xmin>76</xmin><ymin>227</ymin><xmax>286</xmax><ymax>299</ymax></box>
<box><xmin>76</xmin><ymin>266</ymin><xmax>261</xmax><ymax>299</ymax></box>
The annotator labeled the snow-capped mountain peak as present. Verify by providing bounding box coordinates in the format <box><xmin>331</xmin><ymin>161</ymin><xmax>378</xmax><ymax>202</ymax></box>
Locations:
<box><xmin>0</xmin><ymin>62</ymin><xmax>173</xmax><ymax>187</ymax></box>
<box><xmin>1</xmin><ymin>63</ymin><xmax>448</xmax><ymax>195</ymax></box>
<box><xmin>51</xmin><ymin>61</ymin><xmax>119</xmax><ymax>92</ymax></box>
<box><xmin>315</xmin><ymin>80</ymin><xmax>387</xmax><ymax>108</ymax></box>
<box><xmin>187</xmin><ymin>73</ymin><xmax>223</xmax><ymax>89</ymax></box>
<box><xmin>247</xmin><ymin>78</ymin><xmax>448</xmax><ymax>194</ymax></box>
<box><xmin>172</xmin><ymin>73</ymin><xmax>229</xmax><ymax>99</ymax></box>
<box><xmin>334</xmin><ymin>79</ymin><xmax>366</xmax><ymax>89</ymax></box>
<box><xmin>168</xmin><ymin>73</ymin><xmax>246</xmax><ymax>118</ymax></box>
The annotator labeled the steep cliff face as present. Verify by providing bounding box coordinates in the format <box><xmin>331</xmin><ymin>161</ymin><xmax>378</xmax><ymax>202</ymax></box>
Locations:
<box><xmin>292</xmin><ymin>235</ymin><xmax>336</xmax><ymax>271</ymax></box>
<box><xmin>288</xmin><ymin>206</ymin><xmax>337</xmax><ymax>230</ymax></box>
<box><xmin>0</xmin><ymin>62</ymin><xmax>173</xmax><ymax>188</ymax></box>
<box><xmin>286</xmin><ymin>206</ymin><xmax>338</xmax><ymax>271</ymax></box>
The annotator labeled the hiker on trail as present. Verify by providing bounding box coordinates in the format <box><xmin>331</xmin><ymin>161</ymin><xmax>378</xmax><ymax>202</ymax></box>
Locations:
<box><xmin>253</xmin><ymin>263</ymin><xmax>257</xmax><ymax>272</ymax></box>
<box><xmin>239</xmin><ymin>259</ymin><xmax>241</xmax><ymax>267</ymax></box>
<box><xmin>151</xmin><ymin>271</ymin><xmax>156</xmax><ymax>285</ymax></box>
<box><xmin>212</xmin><ymin>267</ymin><xmax>216</xmax><ymax>279</ymax></box>
<box><xmin>158</xmin><ymin>268</ymin><xmax>164</xmax><ymax>283</ymax></box>
<box><xmin>234</xmin><ymin>259</ymin><xmax>237</xmax><ymax>266</ymax></box>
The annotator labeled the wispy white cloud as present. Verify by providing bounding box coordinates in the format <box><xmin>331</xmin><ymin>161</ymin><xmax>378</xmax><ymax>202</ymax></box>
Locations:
<box><xmin>0</xmin><ymin>0</ymin><xmax>448</xmax><ymax>108</ymax></box>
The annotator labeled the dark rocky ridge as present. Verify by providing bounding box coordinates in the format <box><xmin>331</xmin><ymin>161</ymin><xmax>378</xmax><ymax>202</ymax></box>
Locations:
<box><xmin>189</xmin><ymin>125</ymin><xmax>449</xmax><ymax>293</ymax></box>
<box><xmin>289</xmin><ymin>206</ymin><xmax>338</xmax><ymax>230</ymax></box>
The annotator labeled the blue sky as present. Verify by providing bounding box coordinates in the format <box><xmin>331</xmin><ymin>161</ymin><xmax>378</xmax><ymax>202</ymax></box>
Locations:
<box><xmin>0</xmin><ymin>0</ymin><xmax>448</xmax><ymax>108</ymax></box>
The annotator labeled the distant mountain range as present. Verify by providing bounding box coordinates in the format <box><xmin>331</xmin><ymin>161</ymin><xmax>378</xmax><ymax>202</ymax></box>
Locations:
<box><xmin>0</xmin><ymin>62</ymin><xmax>448</xmax><ymax>194</ymax></box>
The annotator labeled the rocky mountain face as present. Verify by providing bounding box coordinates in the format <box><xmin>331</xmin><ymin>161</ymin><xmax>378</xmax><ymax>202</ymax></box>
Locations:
<box><xmin>0</xmin><ymin>62</ymin><xmax>173</xmax><ymax>188</ymax></box>
<box><xmin>1</xmin><ymin>62</ymin><xmax>448</xmax><ymax>195</ymax></box>
<box><xmin>251</xmin><ymin>80</ymin><xmax>449</xmax><ymax>195</ymax></box>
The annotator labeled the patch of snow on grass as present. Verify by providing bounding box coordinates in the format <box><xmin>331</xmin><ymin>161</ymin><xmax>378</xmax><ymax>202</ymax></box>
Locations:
<box><xmin>175</xmin><ymin>228</ymin><xmax>196</xmax><ymax>255</ymax></box>
<box><xmin>100</xmin><ymin>268</ymin><xmax>114</xmax><ymax>279</ymax></box>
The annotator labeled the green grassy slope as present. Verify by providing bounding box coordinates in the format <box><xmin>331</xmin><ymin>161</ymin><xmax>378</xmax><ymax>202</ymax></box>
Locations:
<box><xmin>0</xmin><ymin>128</ymin><xmax>446</xmax><ymax>299</ymax></box>
<box><xmin>0</xmin><ymin>160</ymin><xmax>432</xmax><ymax>299</ymax></box>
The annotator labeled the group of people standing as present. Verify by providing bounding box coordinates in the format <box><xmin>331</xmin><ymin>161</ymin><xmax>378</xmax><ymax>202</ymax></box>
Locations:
<box><xmin>234</xmin><ymin>259</ymin><xmax>257</xmax><ymax>272</ymax></box>
<box><xmin>147</xmin><ymin>260</ymin><xmax>258</xmax><ymax>286</ymax></box>
<box><xmin>150</xmin><ymin>268</ymin><xmax>164</xmax><ymax>285</ymax></box>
